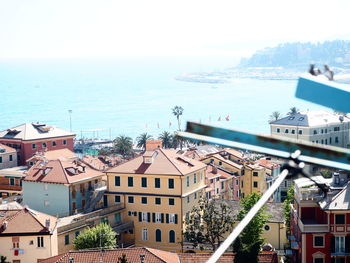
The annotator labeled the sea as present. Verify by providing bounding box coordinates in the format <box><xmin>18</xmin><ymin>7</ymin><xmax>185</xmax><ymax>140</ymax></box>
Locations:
<box><xmin>0</xmin><ymin>56</ymin><xmax>330</xmax><ymax>141</ymax></box>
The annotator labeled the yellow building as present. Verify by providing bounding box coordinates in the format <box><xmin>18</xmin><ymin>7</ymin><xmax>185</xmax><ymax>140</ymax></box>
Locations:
<box><xmin>0</xmin><ymin>202</ymin><xmax>58</xmax><ymax>263</ymax></box>
<box><xmin>105</xmin><ymin>149</ymin><xmax>207</xmax><ymax>252</ymax></box>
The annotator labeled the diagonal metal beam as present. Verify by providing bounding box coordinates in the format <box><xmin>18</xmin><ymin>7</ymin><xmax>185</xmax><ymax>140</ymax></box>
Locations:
<box><xmin>295</xmin><ymin>75</ymin><xmax>350</xmax><ymax>113</ymax></box>
<box><xmin>178</xmin><ymin>122</ymin><xmax>350</xmax><ymax>171</ymax></box>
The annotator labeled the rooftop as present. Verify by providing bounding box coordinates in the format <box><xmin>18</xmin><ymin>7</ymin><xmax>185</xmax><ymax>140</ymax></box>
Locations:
<box><xmin>27</xmin><ymin>148</ymin><xmax>77</xmax><ymax>163</ymax></box>
<box><xmin>0</xmin><ymin>143</ymin><xmax>16</xmax><ymax>153</ymax></box>
<box><xmin>107</xmin><ymin>149</ymin><xmax>206</xmax><ymax>176</ymax></box>
<box><xmin>0</xmin><ymin>122</ymin><xmax>75</xmax><ymax>141</ymax></box>
<box><xmin>270</xmin><ymin>110</ymin><xmax>350</xmax><ymax>127</ymax></box>
<box><xmin>24</xmin><ymin>159</ymin><xmax>104</xmax><ymax>184</ymax></box>
<box><xmin>319</xmin><ymin>182</ymin><xmax>350</xmax><ymax>210</ymax></box>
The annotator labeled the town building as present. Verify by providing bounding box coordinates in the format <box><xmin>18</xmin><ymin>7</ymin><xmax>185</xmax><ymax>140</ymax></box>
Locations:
<box><xmin>0</xmin><ymin>166</ymin><xmax>27</xmax><ymax>198</ymax></box>
<box><xmin>290</xmin><ymin>172</ymin><xmax>350</xmax><ymax>263</ymax></box>
<box><xmin>105</xmin><ymin>148</ymin><xmax>207</xmax><ymax>252</ymax></box>
<box><xmin>22</xmin><ymin>158</ymin><xmax>105</xmax><ymax>217</ymax></box>
<box><xmin>182</xmin><ymin>145</ymin><xmax>222</xmax><ymax>160</ymax></box>
<box><xmin>0</xmin><ymin>202</ymin><xmax>58</xmax><ymax>263</ymax></box>
<box><xmin>0</xmin><ymin>122</ymin><xmax>75</xmax><ymax>165</ymax></box>
<box><xmin>270</xmin><ymin>110</ymin><xmax>350</xmax><ymax>148</ymax></box>
<box><xmin>0</xmin><ymin>143</ymin><xmax>17</xmax><ymax>169</ymax></box>
<box><xmin>26</xmin><ymin>148</ymin><xmax>77</xmax><ymax>167</ymax></box>
<box><xmin>205</xmin><ymin>164</ymin><xmax>240</xmax><ymax>200</ymax></box>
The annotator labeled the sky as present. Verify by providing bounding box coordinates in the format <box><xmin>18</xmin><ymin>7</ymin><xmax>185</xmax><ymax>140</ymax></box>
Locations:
<box><xmin>1</xmin><ymin>0</ymin><xmax>350</xmax><ymax>59</ymax></box>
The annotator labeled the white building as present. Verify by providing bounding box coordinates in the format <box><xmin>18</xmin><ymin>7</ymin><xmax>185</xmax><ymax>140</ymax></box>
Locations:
<box><xmin>270</xmin><ymin>110</ymin><xmax>350</xmax><ymax>148</ymax></box>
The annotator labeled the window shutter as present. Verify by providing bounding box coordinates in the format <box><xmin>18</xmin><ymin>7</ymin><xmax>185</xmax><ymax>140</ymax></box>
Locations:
<box><xmin>175</xmin><ymin>214</ymin><xmax>178</xmax><ymax>224</ymax></box>
<box><xmin>161</xmin><ymin>213</ymin><xmax>164</xmax><ymax>223</ymax></box>
<box><xmin>166</xmin><ymin>214</ymin><xmax>169</xmax><ymax>224</ymax></box>
<box><xmin>331</xmin><ymin>236</ymin><xmax>335</xmax><ymax>253</ymax></box>
<box><xmin>138</xmin><ymin>212</ymin><xmax>142</xmax><ymax>222</ymax></box>
<box><xmin>147</xmin><ymin>212</ymin><xmax>151</xmax><ymax>222</ymax></box>
<box><xmin>152</xmin><ymin>213</ymin><xmax>155</xmax><ymax>223</ymax></box>
<box><xmin>346</xmin><ymin>236</ymin><xmax>350</xmax><ymax>253</ymax></box>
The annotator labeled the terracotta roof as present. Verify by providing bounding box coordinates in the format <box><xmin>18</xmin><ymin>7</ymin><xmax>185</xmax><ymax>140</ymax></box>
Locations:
<box><xmin>178</xmin><ymin>251</ymin><xmax>278</xmax><ymax>263</ymax></box>
<box><xmin>0</xmin><ymin>122</ymin><xmax>75</xmax><ymax>141</ymax></box>
<box><xmin>224</xmin><ymin>148</ymin><xmax>245</xmax><ymax>159</ymax></box>
<box><xmin>0</xmin><ymin>143</ymin><xmax>16</xmax><ymax>153</ymax></box>
<box><xmin>24</xmin><ymin>159</ymin><xmax>104</xmax><ymax>184</ymax></box>
<box><xmin>107</xmin><ymin>149</ymin><xmax>206</xmax><ymax>176</ymax></box>
<box><xmin>38</xmin><ymin>247</ymin><xmax>180</xmax><ymax>263</ymax></box>
<box><xmin>206</xmin><ymin>165</ymin><xmax>235</xmax><ymax>180</ymax></box>
<box><xmin>27</xmin><ymin>149</ymin><xmax>77</xmax><ymax>163</ymax></box>
<box><xmin>257</xmin><ymin>159</ymin><xmax>280</xmax><ymax>170</ymax></box>
<box><xmin>204</xmin><ymin>154</ymin><xmax>243</xmax><ymax>170</ymax></box>
<box><xmin>0</xmin><ymin>207</ymin><xmax>57</xmax><ymax>235</ymax></box>
<box><xmin>82</xmin><ymin>155</ymin><xmax>108</xmax><ymax>171</ymax></box>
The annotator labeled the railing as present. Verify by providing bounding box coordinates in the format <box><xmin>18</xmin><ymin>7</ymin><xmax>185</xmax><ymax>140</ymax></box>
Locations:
<box><xmin>113</xmin><ymin>221</ymin><xmax>134</xmax><ymax>233</ymax></box>
<box><xmin>0</xmin><ymin>184</ymin><xmax>21</xmax><ymax>191</ymax></box>
<box><xmin>295</xmin><ymin>187</ymin><xmax>323</xmax><ymax>201</ymax></box>
<box><xmin>298</xmin><ymin>218</ymin><xmax>328</xmax><ymax>233</ymax></box>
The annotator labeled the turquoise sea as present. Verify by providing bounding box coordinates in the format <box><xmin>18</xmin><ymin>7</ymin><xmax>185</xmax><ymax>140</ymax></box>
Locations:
<box><xmin>0</xmin><ymin>56</ymin><xmax>330</xmax><ymax>140</ymax></box>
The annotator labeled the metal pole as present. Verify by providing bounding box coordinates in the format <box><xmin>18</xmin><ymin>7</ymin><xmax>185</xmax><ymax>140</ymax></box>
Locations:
<box><xmin>68</xmin><ymin>110</ymin><xmax>72</xmax><ymax>132</ymax></box>
<box><xmin>206</xmin><ymin>168</ymin><xmax>289</xmax><ymax>263</ymax></box>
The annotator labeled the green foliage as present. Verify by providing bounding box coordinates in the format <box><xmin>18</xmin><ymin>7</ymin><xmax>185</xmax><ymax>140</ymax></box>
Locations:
<box><xmin>117</xmin><ymin>254</ymin><xmax>131</xmax><ymax>263</ymax></box>
<box><xmin>113</xmin><ymin>135</ymin><xmax>134</xmax><ymax>157</ymax></box>
<box><xmin>73</xmin><ymin>223</ymin><xmax>117</xmax><ymax>250</ymax></box>
<box><xmin>158</xmin><ymin>131</ymin><xmax>172</xmax><ymax>149</ymax></box>
<box><xmin>287</xmin><ymin>107</ymin><xmax>299</xmax><ymax>116</ymax></box>
<box><xmin>184</xmin><ymin>198</ymin><xmax>235</xmax><ymax>251</ymax></box>
<box><xmin>269</xmin><ymin>111</ymin><xmax>281</xmax><ymax>122</ymax></box>
<box><xmin>284</xmin><ymin>185</ymin><xmax>294</xmax><ymax>237</ymax></box>
<box><xmin>172</xmin><ymin>105</ymin><xmax>184</xmax><ymax>131</ymax></box>
<box><xmin>98</xmin><ymin>147</ymin><xmax>112</xmax><ymax>156</ymax></box>
<box><xmin>0</xmin><ymin>256</ymin><xmax>10</xmax><ymax>263</ymax></box>
<box><xmin>136</xmin><ymin>133</ymin><xmax>153</xmax><ymax>150</ymax></box>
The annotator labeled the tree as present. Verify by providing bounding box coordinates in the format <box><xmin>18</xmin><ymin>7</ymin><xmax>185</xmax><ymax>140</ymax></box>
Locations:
<box><xmin>235</xmin><ymin>193</ymin><xmax>269</xmax><ymax>263</ymax></box>
<box><xmin>136</xmin><ymin>133</ymin><xmax>153</xmax><ymax>151</ymax></box>
<box><xmin>269</xmin><ymin>111</ymin><xmax>281</xmax><ymax>122</ymax></box>
<box><xmin>172</xmin><ymin>106</ymin><xmax>184</xmax><ymax>131</ymax></box>
<box><xmin>113</xmin><ymin>135</ymin><xmax>133</xmax><ymax>157</ymax></box>
<box><xmin>0</xmin><ymin>256</ymin><xmax>10</xmax><ymax>263</ymax></box>
<box><xmin>98</xmin><ymin>147</ymin><xmax>112</xmax><ymax>156</ymax></box>
<box><xmin>117</xmin><ymin>254</ymin><xmax>131</xmax><ymax>263</ymax></box>
<box><xmin>184</xmin><ymin>198</ymin><xmax>235</xmax><ymax>251</ymax></box>
<box><xmin>287</xmin><ymin>107</ymin><xmax>299</xmax><ymax>116</ymax></box>
<box><xmin>73</xmin><ymin>223</ymin><xmax>117</xmax><ymax>250</ymax></box>
<box><xmin>284</xmin><ymin>185</ymin><xmax>294</xmax><ymax>236</ymax></box>
<box><xmin>158</xmin><ymin>131</ymin><xmax>172</xmax><ymax>149</ymax></box>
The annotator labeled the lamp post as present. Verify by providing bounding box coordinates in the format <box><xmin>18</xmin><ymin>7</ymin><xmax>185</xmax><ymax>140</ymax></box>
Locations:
<box><xmin>68</xmin><ymin>110</ymin><xmax>73</xmax><ymax>132</ymax></box>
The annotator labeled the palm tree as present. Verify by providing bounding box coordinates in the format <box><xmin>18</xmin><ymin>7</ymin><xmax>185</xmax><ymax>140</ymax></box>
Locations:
<box><xmin>269</xmin><ymin>111</ymin><xmax>281</xmax><ymax>122</ymax></box>
<box><xmin>287</xmin><ymin>107</ymin><xmax>299</xmax><ymax>116</ymax></box>
<box><xmin>0</xmin><ymin>256</ymin><xmax>10</xmax><ymax>263</ymax></box>
<box><xmin>136</xmin><ymin>133</ymin><xmax>153</xmax><ymax>151</ymax></box>
<box><xmin>113</xmin><ymin>135</ymin><xmax>133</xmax><ymax>157</ymax></box>
<box><xmin>172</xmin><ymin>106</ymin><xmax>184</xmax><ymax>131</ymax></box>
<box><xmin>158</xmin><ymin>131</ymin><xmax>172</xmax><ymax>149</ymax></box>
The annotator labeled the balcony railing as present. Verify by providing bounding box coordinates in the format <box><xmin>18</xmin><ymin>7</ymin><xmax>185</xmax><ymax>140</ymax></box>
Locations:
<box><xmin>0</xmin><ymin>184</ymin><xmax>21</xmax><ymax>191</ymax></box>
<box><xmin>298</xmin><ymin>218</ymin><xmax>328</xmax><ymax>233</ymax></box>
<box><xmin>295</xmin><ymin>187</ymin><xmax>324</xmax><ymax>202</ymax></box>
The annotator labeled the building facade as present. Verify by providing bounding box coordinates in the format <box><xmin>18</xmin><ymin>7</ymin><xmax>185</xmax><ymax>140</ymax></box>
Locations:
<box><xmin>0</xmin><ymin>123</ymin><xmax>75</xmax><ymax>165</ymax></box>
<box><xmin>105</xmin><ymin>149</ymin><xmax>207</xmax><ymax>252</ymax></box>
<box><xmin>0</xmin><ymin>143</ymin><xmax>17</xmax><ymax>169</ymax></box>
<box><xmin>0</xmin><ymin>166</ymin><xmax>26</xmax><ymax>198</ymax></box>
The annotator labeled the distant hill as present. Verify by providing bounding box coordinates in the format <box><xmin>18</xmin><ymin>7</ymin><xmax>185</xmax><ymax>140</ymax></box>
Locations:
<box><xmin>239</xmin><ymin>40</ymin><xmax>350</xmax><ymax>69</ymax></box>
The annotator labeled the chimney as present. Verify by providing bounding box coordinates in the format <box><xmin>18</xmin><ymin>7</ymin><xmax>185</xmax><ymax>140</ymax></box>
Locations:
<box><xmin>212</xmin><ymin>166</ymin><xmax>218</xmax><ymax>174</ymax></box>
<box><xmin>140</xmin><ymin>254</ymin><xmax>145</xmax><ymax>263</ymax></box>
<box><xmin>45</xmin><ymin>219</ymin><xmax>50</xmax><ymax>229</ymax></box>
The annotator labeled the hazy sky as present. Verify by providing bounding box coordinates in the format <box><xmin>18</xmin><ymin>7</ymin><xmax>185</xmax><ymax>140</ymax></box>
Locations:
<box><xmin>1</xmin><ymin>0</ymin><xmax>350</xmax><ymax>58</ymax></box>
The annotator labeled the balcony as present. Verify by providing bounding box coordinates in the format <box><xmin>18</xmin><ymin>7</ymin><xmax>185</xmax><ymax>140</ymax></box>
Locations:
<box><xmin>0</xmin><ymin>184</ymin><xmax>21</xmax><ymax>191</ymax></box>
<box><xmin>298</xmin><ymin>218</ymin><xmax>328</xmax><ymax>233</ymax></box>
<box><xmin>113</xmin><ymin>221</ymin><xmax>134</xmax><ymax>234</ymax></box>
<box><xmin>295</xmin><ymin>186</ymin><xmax>324</xmax><ymax>202</ymax></box>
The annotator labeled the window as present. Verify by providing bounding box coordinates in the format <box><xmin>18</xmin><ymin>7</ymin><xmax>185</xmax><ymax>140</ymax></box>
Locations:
<box><xmin>141</xmin><ymin>212</ymin><xmax>149</xmax><ymax>222</ymax></box>
<box><xmin>128</xmin><ymin>177</ymin><xmax>133</xmax><ymax>187</ymax></box>
<box><xmin>75</xmin><ymin>231</ymin><xmax>80</xmax><ymax>238</ymax></box>
<box><xmin>10</xmin><ymin>178</ymin><xmax>15</xmax><ymax>186</ymax></box>
<box><xmin>52</xmin><ymin>141</ymin><xmax>56</xmax><ymax>146</ymax></box>
<box><xmin>9</xmin><ymin>155</ymin><xmax>13</xmax><ymax>161</ymax></box>
<box><xmin>156</xmin><ymin>229</ymin><xmax>162</xmax><ymax>242</ymax></box>
<box><xmin>210</xmin><ymin>179</ymin><xmax>214</xmax><ymax>184</ymax></box>
<box><xmin>335</xmin><ymin>214</ymin><xmax>345</xmax><ymax>224</ymax></box>
<box><xmin>0</xmin><ymin>157</ymin><xmax>2</xmax><ymax>163</ymax></box>
<box><xmin>314</xmin><ymin>259</ymin><xmax>323</xmax><ymax>263</ymax></box>
<box><xmin>298</xmin><ymin>130</ymin><xmax>303</xmax><ymax>135</ymax></box>
<box><xmin>115</xmin><ymin>195</ymin><xmax>121</xmax><ymax>203</ymax></box>
<box><xmin>141</xmin><ymin>177</ymin><xmax>147</xmax><ymax>187</ymax></box>
<box><xmin>142</xmin><ymin>228</ymin><xmax>148</xmax><ymax>241</ymax></box>
<box><xmin>186</xmin><ymin>176</ymin><xmax>190</xmax><ymax>187</ymax></box>
<box><xmin>335</xmin><ymin>236</ymin><xmax>345</xmax><ymax>253</ymax></box>
<box><xmin>115</xmin><ymin>213</ymin><xmax>121</xmax><ymax>223</ymax></box>
<box><xmin>221</xmin><ymin>182</ymin><xmax>224</xmax><ymax>189</ymax></box>
<box><xmin>216</xmin><ymin>177</ymin><xmax>219</xmax><ymax>182</ymax></box>
<box><xmin>194</xmin><ymin>192</ymin><xmax>197</xmax><ymax>199</ymax></box>
<box><xmin>42</xmin><ymin>142</ymin><xmax>47</xmax><ymax>148</ymax></box>
<box><xmin>241</xmin><ymin>170</ymin><xmax>245</xmax><ymax>175</ymax></box>
<box><xmin>313</xmin><ymin>130</ymin><xmax>318</xmax><ymax>135</ymax></box>
<box><xmin>330</xmin><ymin>137</ymin><xmax>332</xmax><ymax>144</ymax></box>
<box><xmin>169</xmin><ymin>198</ymin><xmax>175</xmax><ymax>205</ymax></box>
<box><xmin>65</xmin><ymin>234</ymin><xmax>69</xmax><ymax>245</ymax></box>
<box><xmin>264</xmin><ymin>225</ymin><xmax>270</xmax><ymax>231</ymax></box>
<box><xmin>115</xmin><ymin>176</ymin><xmax>120</xmax><ymax>186</ymax></box>
<box><xmin>169</xmin><ymin>230</ymin><xmax>175</xmax><ymax>243</ymax></box>
<box><xmin>288</xmin><ymin>116</ymin><xmax>295</xmax><ymax>120</ymax></box>
<box><xmin>210</xmin><ymin>158</ymin><xmax>214</xmax><ymax>164</ymax></box>
<box><xmin>236</xmin><ymin>179</ymin><xmax>239</xmax><ymax>185</ymax></box>
<box><xmin>141</xmin><ymin>197</ymin><xmax>148</xmax><ymax>204</ymax></box>
<box><xmin>155</xmin><ymin>197</ymin><xmax>161</xmax><ymax>205</ymax></box>
<box><xmin>321</xmin><ymin>129</ymin><xmax>324</xmax><ymax>134</ymax></box>
<box><xmin>100</xmin><ymin>217</ymin><xmax>108</xmax><ymax>224</ymax></box>
<box><xmin>314</xmin><ymin>236</ymin><xmax>324</xmax><ymax>247</ymax></box>
<box><xmin>194</xmin><ymin>173</ymin><xmax>197</xmax><ymax>184</ymax></box>
<box><xmin>276</xmin><ymin>128</ymin><xmax>280</xmax><ymax>133</ymax></box>
<box><xmin>241</xmin><ymin>181</ymin><xmax>244</xmax><ymax>188</ymax></box>
<box><xmin>128</xmin><ymin>196</ymin><xmax>134</xmax><ymax>203</ymax></box>
<box><xmin>253</xmin><ymin>172</ymin><xmax>258</xmax><ymax>177</ymax></box>
<box><xmin>218</xmin><ymin>161</ymin><xmax>222</xmax><ymax>165</ymax></box>
<box><xmin>291</xmin><ymin>129</ymin><xmax>295</xmax><ymax>134</ymax></box>
<box><xmin>168</xmin><ymin>178</ymin><xmax>174</xmax><ymax>189</ymax></box>
<box><xmin>155</xmin><ymin>178</ymin><xmax>160</xmax><ymax>188</ymax></box>
<box><xmin>321</xmin><ymin>139</ymin><xmax>324</xmax><ymax>144</ymax></box>
<box><xmin>253</xmin><ymin>182</ymin><xmax>258</xmax><ymax>188</ymax></box>
<box><xmin>334</xmin><ymin>127</ymin><xmax>340</xmax><ymax>131</ymax></box>
<box><xmin>284</xmin><ymin>129</ymin><xmax>289</xmax><ymax>134</ymax></box>
<box><xmin>63</xmin><ymin>140</ymin><xmax>67</xmax><ymax>145</ymax></box>
<box><xmin>37</xmin><ymin>236</ymin><xmax>44</xmax><ymax>248</ymax></box>
<box><xmin>32</xmin><ymin>143</ymin><xmax>36</xmax><ymax>149</ymax></box>
<box><xmin>298</xmin><ymin>117</ymin><xmax>304</xmax><ymax>121</ymax></box>
<box><xmin>155</xmin><ymin>213</ymin><xmax>162</xmax><ymax>223</ymax></box>
<box><xmin>169</xmin><ymin>213</ymin><xmax>176</xmax><ymax>224</ymax></box>
<box><xmin>335</xmin><ymin>137</ymin><xmax>339</xmax><ymax>143</ymax></box>
<box><xmin>187</xmin><ymin>196</ymin><xmax>190</xmax><ymax>203</ymax></box>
